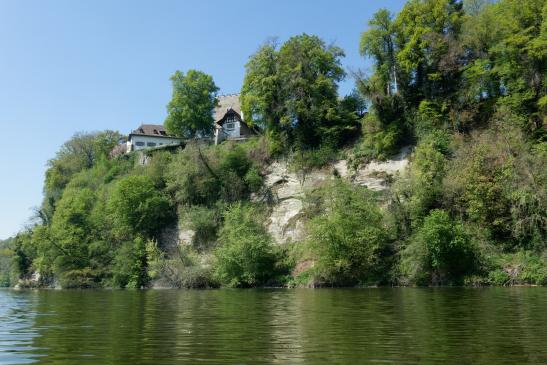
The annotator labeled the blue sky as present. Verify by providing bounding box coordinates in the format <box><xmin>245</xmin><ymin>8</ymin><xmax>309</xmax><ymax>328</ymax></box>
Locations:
<box><xmin>0</xmin><ymin>0</ymin><xmax>406</xmax><ymax>239</ymax></box>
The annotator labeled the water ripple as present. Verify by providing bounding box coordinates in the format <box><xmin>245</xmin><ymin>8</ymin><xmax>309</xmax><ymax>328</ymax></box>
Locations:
<box><xmin>0</xmin><ymin>288</ymin><xmax>547</xmax><ymax>364</ymax></box>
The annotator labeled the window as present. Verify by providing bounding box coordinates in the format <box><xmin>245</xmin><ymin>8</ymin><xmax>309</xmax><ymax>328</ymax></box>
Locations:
<box><xmin>226</xmin><ymin>123</ymin><xmax>234</xmax><ymax>130</ymax></box>
<box><xmin>159</xmin><ymin>143</ymin><xmax>163</xmax><ymax>146</ymax></box>
<box><xmin>147</xmin><ymin>142</ymin><xmax>157</xmax><ymax>147</ymax></box>
<box><xmin>135</xmin><ymin>141</ymin><xmax>145</xmax><ymax>146</ymax></box>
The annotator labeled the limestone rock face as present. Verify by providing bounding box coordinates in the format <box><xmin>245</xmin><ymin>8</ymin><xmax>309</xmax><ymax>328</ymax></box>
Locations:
<box><xmin>159</xmin><ymin>224</ymin><xmax>195</xmax><ymax>254</ymax></box>
<box><xmin>178</xmin><ymin>227</ymin><xmax>195</xmax><ymax>246</ymax></box>
<box><xmin>268</xmin><ymin>198</ymin><xmax>305</xmax><ymax>244</ymax></box>
<box><xmin>352</xmin><ymin>146</ymin><xmax>410</xmax><ymax>190</ymax></box>
<box><xmin>162</xmin><ymin>148</ymin><xmax>411</xmax><ymax>247</ymax></box>
<box><xmin>262</xmin><ymin>147</ymin><xmax>411</xmax><ymax>244</ymax></box>
<box><xmin>261</xmin><ymin>161</ymin><xmax>334</xmax><ymax>244</ymax></box>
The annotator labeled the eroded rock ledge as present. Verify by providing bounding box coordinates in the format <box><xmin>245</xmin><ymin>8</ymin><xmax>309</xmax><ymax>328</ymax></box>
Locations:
<box><xmin>262</xmin><ymin>147</ymin><xmax>410</xmax><ymax>245</ymax></box>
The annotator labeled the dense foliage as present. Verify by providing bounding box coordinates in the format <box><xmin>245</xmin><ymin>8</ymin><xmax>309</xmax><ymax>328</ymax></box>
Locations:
<box><xmin>2</xmin><ymin>0</ymin><xmax>545</xmax><ymax>288</ymax></box>
<box><xmin>305</xmin><ymin>180</ymin><xmax>390</xmax><ymax>286</ymax></box>
<box><xmin>0</xmin><ymin>238</ymin><xmax>13</xmax><ymax>287</ymax></box>
<box><xmin>164</xmin><ymin>69</ymin><xmax>219</xmax><ymax>139</ymax></box>
<box><xmin>214</xmin><ymin>203</ymin><xmax>277</xmax><ymax>287</ymax></box>
<box><xmin>241</xmin><ymin>34</ymin><xmax>361</xmax><ymax>150</ymax></box>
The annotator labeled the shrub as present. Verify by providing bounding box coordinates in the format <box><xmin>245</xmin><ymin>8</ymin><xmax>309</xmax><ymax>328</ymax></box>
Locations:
<box><xmin>307</xmin><ymin>180</ymin><xmax>389</xmax><ymax>286</ymax></box>
<box><xmin>59</xmin><ymin>268</ymin><xmax>100</xmax><ymax>289</ymax></box>
<box><xmin>108</xmin><ymin>175</ymin><xmax>174</xmax><ymax>238</ymax></box>
<box><xmin>290</xmin><ymin>144</ymin><xmax>337</xmax><ymax>172</ymax></box>
<box><xmin>185</xmin><ymin>206</ymin><xmax>220</xmax><ymax>250</ymax></box>
<box><xmin>443</xmin><ymin>121</ymin><xmax>546</xmax><ymax>249</ymax></box>
<box><xmin>167</xmin><ymin>142</ymin><xmax>263</xmax><ymax>206</ymax></box>
<box><xmin>148</xmin><ymin>244</ymin><xmax>216</xmax><ymax>288</ymax></box>
<box><xmin>166</xmin><ymin>144</ymin><xmax>220</xmax><ymax>206</ymax></box>
<box><xmin>111</xmin><ymin>236</ymin><xmax>150</xmax><ymax>288</ymax></box>
<box><xmin>487</xmin><ymin>251</ymin><xmax>547</xmax><ymax>285</ymax></box>
<box><xmin>401</xmin><ymin>209</ymin><xmax>478</xmax><ymax>285</ymax></box>
<box><xmin>214</xmin><ymin>203</ymin><xmax>276</xmax><ymax>287</ymax></box>
<box><xmin>389</xmin><ymin>132</ymin><xmax>449</xmax><ymax>238</ymax></box>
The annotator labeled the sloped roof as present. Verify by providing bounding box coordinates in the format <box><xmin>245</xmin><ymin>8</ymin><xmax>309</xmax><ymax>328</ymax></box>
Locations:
<box><xmin>214</xmin><ymin>94</ymin><xmax>241</xmax><ymax>122</ymax></box>
<box><xmin>130</xmin><ymin>124</ymin><xmax>170</xmax><ymax>137</ymax></box>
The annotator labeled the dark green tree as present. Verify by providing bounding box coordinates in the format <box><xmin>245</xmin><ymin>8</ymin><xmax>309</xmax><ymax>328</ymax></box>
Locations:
<box><xmin>401</xmin><ymin>209</ymin><xmax>477</xmax><ymax>285</ymax></box>
<box><xmin>241</xmin><ymin>34</ymin><xmax>348</xmax><ymax>148</ymax></box>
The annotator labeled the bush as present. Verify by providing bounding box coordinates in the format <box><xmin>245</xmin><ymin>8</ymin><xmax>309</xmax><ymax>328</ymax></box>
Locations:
<box><xmin>290</xmin><ymin>144</ymin><xmax>338</xmax><ymax>172</ymax></box>
<box><xmin>148</xmin><ymin>244</ymin><xmax>216</xmax><ymax>288</ymax></box>
<box><xmin>59</xmin><ymin>268</ymin><xmax>101</xmax><ymax>289</ymax></box>
<box><xmin>487</xmin><ymin>251</ymin><xmax>547</xmax><ymax>285</ymax></box>
<box><xmin>185</xmin><ymin>206</ymin><xmax>220</xmax><ymax>250</ymax></box>
<box><xmin>307</xmin><ymin>180</ymin><xmax>389</xmax><ymax>286</ymax></box>
<box><xmin>443</xmin><ymin>120</ymin><xmax>546</xmax><ymax>249</ymax></box>
<box><xmin>389</xmin><ymin>132</ymin><xmax>449</xmax><ymax>238</ymax></box>
<box><xmin>108</xmin><ymin>175</ymin><xmax>174</xmax><ymax>238</ymax></box>
<box><xmin>214</xmin><ymin>203</ymin><xmax>276</xmax><ymax>287</ymax></box>
<box><xmin>401</xmin><ymin>209</ymin><xmax>478</xmax><ymax>285</ymax></box>
<box><xmin>167</xmin><ymin>142</ymin><xmax>263</xmax><ymax>206</ymax></box>
<box><xmin>111</xmin><ymin>236</ymin><xmax>150</xmax><ymax>288</ymax></box>
<box><xmin>355</xmin><ymin>112</ymin><xmax>403</xmax><ymax>162</ymax></box>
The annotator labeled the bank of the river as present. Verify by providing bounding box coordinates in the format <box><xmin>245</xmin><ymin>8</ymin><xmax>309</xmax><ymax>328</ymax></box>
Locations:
<box><xmin>3</xmin><ymin>0</ymin><xmax>546</xmax><ymax>290</ymax></box>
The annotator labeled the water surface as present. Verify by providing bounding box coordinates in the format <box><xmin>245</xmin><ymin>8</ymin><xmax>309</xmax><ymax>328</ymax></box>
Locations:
<box><xmin>1</xmin><ymin>288</ymin><xmax>546</xmax><ymax>364</ymax></box>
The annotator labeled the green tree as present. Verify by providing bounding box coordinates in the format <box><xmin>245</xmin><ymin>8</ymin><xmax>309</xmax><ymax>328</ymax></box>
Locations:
<box><xmin>164</xmin><ymin>69</ymin><xmax>219</xmax><ymax>139</ymax></box>
<box><xmin>108</xmin><ymin>175</ymin><xmax>174</xmax><ymax>238</ymax></box>
<box><xmin>9</xmin><ymin>232</ymin><xmax>35</xmax><ymax>283</ymax></box>
<box><xmin>278</xmin><ymin>34</ymin><xmax>346</xmax><ymax>147</ymax></box>
<box><xmin>0</xmin><ymin>238</ymin><xmax>14</xmax><ymax>286</ymax></box>
<box><xmin>43</xmin><ymin>131</ymin><xmax>122</xmax><ymax>223</ymax></box>
<box><xmin>112</xmin><ymin>236</ymin><xmax>150</xmax><ymax>288</ymax></box>
<box><xmin>395</xmin><ymin>0</ymin><xmax>464</xmax><ymax>102</ymax></box>
<box><xmin>241</xmin><ymin>34</ymin><xmax>348</xmax><ymax>148</ymax></box>
<box><xmin>307</xmin><ymin>180</ymin><xmax>389</xmax><ymax>286</ymax></box>
<box><xmin>401</xmin><ymin>209</ymin><xmax>478</xmax><ymax>285</ymax></box>
<box><xmin>49</xmin><ymin>187</ymin><xmax>97</xmax><ymax>274</ymax></box>
<box><xmin>360</xmin><ymin>8</ymin><xmax>399</xmax><ymax>96</ymax></box>
<box><xmin>214</xmin><ymin>203</ymin><xmax>276</xmax><ymax>287</ymax></box>
<box><xmin>241</xmin><ymin>40</ymin><xmax>281</xmax><ymax>132</ymax></box>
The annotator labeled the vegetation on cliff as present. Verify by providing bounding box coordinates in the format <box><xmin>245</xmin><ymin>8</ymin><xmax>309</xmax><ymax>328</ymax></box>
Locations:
<box><xmin>3</xmin><ymin>0</ymin><xmax>545</xmax><ymax>288</ymax></box>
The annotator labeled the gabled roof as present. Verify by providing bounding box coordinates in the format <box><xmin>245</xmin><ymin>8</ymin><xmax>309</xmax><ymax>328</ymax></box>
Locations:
<box><xmin>129</xmin><ymin>124</ymin><xmax>180</xmax><ymax>139</ymax></box>
<box><xmin>217</xmin><ymin>108</ymin><xmax>243</xmax><ymax>126</ymax></box>
<box><xmin>214</xmin><ymin>94</ymin><xmax>242</xmax><ymax>122</ymax></box>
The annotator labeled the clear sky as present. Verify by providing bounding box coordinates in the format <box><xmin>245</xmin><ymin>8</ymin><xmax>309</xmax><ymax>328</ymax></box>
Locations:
<box><xmin>0</xmin><ymin>0</ymin><xmax>406</xmax><ymax>239</ymax></box>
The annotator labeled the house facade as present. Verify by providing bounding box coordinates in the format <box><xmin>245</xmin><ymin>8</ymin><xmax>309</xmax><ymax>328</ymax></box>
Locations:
<box><xmin>126</xmin><ymin>124</ymin><xmax>182</xmax><ymax>152</ymax></box>
<box><xmin>213</xmin><ymin>94</ymin><xmax>255</xmax><ymax>145</ymax></box>
<box><xmin>126</xmin><ymin>95</ymin><xmax>254</xmax><ymax>152</ymax></box>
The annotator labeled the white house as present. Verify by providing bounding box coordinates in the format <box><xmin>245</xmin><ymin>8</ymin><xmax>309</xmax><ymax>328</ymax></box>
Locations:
<box><xmin>126</xmin><ymin>124</ymin><xmax>182</xmax><ymax>152</ymax></box>
<box><xmin>213</xmin><ymin>94</ymin><xmax>255</xmax><ymax>145</ymax></box>
<box><xmin>126</xmin><ymin>95</ymin><xmax>255</xmax><ymax>152</ymax></box>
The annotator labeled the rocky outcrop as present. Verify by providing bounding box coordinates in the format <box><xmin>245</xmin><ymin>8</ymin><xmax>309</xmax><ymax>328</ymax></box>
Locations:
<box><xmin>261</xmin><ymin>161</ymin><xmax>329</xmax><ymax>244</ymax></box>
<box><xmin>161</xmin><ymin>148</ymin><xmax>411</xmax><ymax>247</ymax></box>
<box><xmin>262</xmin><ymin>147</ymin><xmax>411</xmax><ymax>244</ymax></box>
<box><xmin>334</xmin><ymin>146</ymin><xmax>411</xmax><ymax>190</ymax></box>
<box><xmin>158</xmin><ymin>224</ymin><xmax>196</xmax><ymax>257</ymax></box>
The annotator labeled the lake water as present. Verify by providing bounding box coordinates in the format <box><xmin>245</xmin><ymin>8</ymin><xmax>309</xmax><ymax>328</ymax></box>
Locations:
<box><xmin>1</xmin><ymin>288</ymin><xmax>546</xmax><ymax>364</ymax></box>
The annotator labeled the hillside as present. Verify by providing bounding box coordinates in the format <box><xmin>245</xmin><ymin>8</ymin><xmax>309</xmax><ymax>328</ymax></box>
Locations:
<box><xmin>4</xmin><ymin>0</ymin><xmax>546</xmax><ymax>288</ymax></box>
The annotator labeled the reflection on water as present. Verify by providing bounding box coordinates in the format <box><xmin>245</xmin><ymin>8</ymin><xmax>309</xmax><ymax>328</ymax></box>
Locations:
<box><xmin>1</xmin><ymin>288</ymin><xmax>546</xmax><ymax>364</ymax></box>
